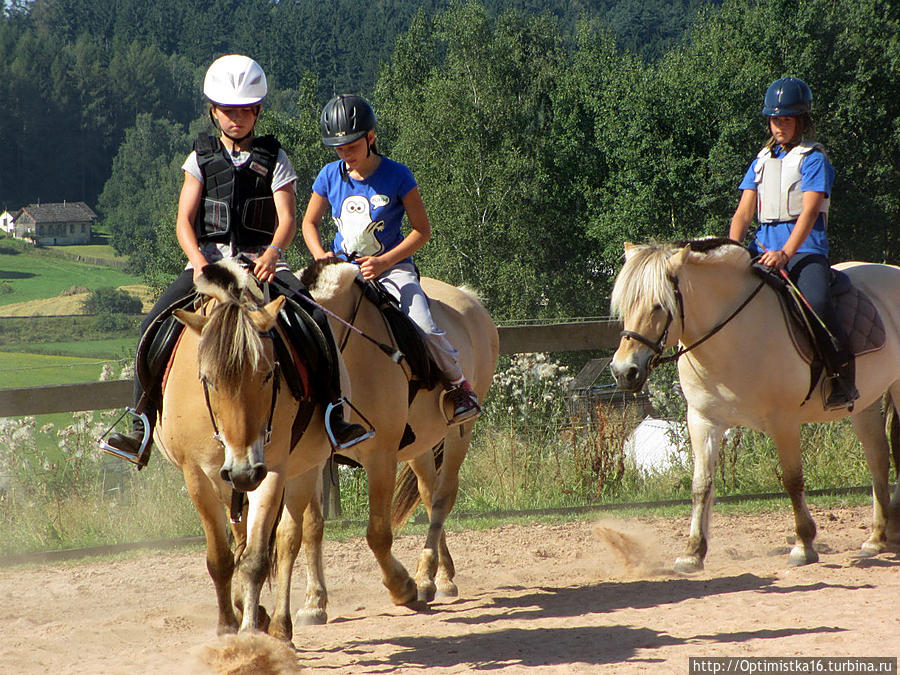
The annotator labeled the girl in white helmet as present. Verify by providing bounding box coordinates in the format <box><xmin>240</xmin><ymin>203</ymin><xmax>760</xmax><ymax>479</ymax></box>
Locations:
<box><xmin>102</xmin><ymin>55</ymin><xmax>365</xmax><ymax>465</ymax></box>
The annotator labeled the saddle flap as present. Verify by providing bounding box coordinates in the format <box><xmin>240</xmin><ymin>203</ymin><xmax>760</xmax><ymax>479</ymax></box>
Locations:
<box><xmin>356</xmin><ymin>277</ymin><xmax>440</xmax><ymax>390</ymax></box>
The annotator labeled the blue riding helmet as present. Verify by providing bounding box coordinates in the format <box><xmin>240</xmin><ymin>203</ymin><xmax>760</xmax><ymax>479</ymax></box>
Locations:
<box><xmin>762</xmin><ymin>77</ymin><xmax>812</xmax><ymax>117</ymax></box>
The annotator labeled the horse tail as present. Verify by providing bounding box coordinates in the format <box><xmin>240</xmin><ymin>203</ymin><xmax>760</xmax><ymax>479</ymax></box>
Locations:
<box><xmin>391</xmin><ymin>441</ymin><xmax>445</xmax><ymax>531</ymax></box>
<box><xmin>886</xmin><ymin>391</ymin><xmax>900</xmax><ymax>479</ymax></box>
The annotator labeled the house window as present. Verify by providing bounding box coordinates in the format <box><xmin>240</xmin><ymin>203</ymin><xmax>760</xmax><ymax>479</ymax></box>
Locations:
<box><xmin>81</xmin><ymin>224</ymin><xmax>86</xmax><ymax>233</ymax></box>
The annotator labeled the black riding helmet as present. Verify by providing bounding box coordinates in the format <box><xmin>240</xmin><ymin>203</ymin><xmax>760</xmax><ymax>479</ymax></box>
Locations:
<box><xmin>320</xmin><ymin>95</ymin><xmax>377</xmax><ymax>147</ymax></box>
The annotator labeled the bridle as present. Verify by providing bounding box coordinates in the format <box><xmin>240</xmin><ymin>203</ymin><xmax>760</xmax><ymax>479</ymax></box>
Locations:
<box><xmin>620</xmin><ymin>274</ymin><xmax>767</xmax><ymax>369</ymax></box>
<box><xmin>201</xmin><ymin>331</ymin><xmax>281</xmax><ymax>449</ymax></box>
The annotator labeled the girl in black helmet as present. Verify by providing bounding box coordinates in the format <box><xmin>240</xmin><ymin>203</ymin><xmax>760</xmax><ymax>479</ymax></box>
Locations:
<box><xmin>302</xmin><ymin>94</ymin><xmax>480</xmax><ymax>424</ymax></box>
<box><xmin>729</xmin><ymin>76</ymin><xmax>858</xmax><ymax>411</ymax></box>
<box><xmin>102</xmin><ymin>57</ymin><xmax>365</xmax><ymax>465</ymax></box>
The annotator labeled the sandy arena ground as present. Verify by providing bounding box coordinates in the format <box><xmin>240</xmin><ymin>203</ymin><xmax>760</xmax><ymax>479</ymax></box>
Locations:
<box><xmin>0</xmin><ymin>504</ymin><xmax>897</xmax><ymax>674</ymax></box>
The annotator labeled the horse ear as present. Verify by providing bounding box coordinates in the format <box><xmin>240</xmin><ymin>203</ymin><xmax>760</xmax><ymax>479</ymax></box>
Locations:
<box><xmin>249</xmin><ymin>295</ymin><xmax>286</xmax><ymax>332</ymax></box>
<box><xmin>173</xmin><ymin>308</ymin><xmax>208</xmax><ymax>335</ymax></box>
<box><xmin>623</xmin><ymin>242</ymin><xmax>637</xmax><ymax>260</ymax></box>
<box><xmin>666</xmin><ymin>245</ymin><xmax>692</xmax><ymax>275</ymax></box>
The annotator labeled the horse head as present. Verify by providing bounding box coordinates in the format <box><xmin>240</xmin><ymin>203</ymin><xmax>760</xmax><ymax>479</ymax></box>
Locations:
<box><xmin>610</xmin><ymin>242</ymin><xmax>687</xmax><ymax>391</ymax></box>
<box><xmin>174</xmin><ymin>261</ymin><xmax>286</xmax><ymax>492</ymax></box>
<box><xmin>610</xmin><ymin>238</ymin><xmax>755</xmax><ymax>391</ymax></box>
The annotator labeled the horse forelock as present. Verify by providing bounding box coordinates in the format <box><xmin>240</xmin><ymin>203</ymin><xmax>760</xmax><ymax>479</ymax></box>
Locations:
<box><xmin>198</xmin><ymin>300</ymin><xmax>266</xmax><ymax>389</ymax></box>
<box><xmin>611</xmin><ymin>243</ymin><xmax>680</xmax><ymax>320</ymax></box>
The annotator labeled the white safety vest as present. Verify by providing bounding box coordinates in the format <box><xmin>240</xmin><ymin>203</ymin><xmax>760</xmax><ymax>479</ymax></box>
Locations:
<box><xmin>754</xmin><ymin>142</ymin><xmax>830</xmax><ymax>224</ymax></box>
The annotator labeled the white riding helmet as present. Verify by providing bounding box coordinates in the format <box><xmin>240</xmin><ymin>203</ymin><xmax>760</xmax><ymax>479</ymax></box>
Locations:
<box><xmin>203</xmin><ymin>55</ymin><xmax>268</xmax><ymax>106</ymax></box>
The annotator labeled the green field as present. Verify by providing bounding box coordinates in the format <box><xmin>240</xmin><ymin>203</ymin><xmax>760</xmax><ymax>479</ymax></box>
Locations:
<box><xmin>1</xmin><ymin>336</ymin><xmax>136</xmax><ymax>359</ymax></box>
<box><xmin>0</xmin><ymin>350</ymin><xmax>125</xmax><ymax>388</ymax></box>
<box><xmin>0</xmin><ymin>247</ymin><xmax>142</xmax><ymax>307</ymax></box>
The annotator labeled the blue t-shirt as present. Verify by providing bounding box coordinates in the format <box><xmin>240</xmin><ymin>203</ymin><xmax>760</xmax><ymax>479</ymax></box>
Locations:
<box><xmin>739</xmin><ymin>146</ymin><xmax>834</xmax><ymax>257</ymax></box>
<box><xmin>312</xmin><ymin>157</ymin><xmax>417</xmax><ymax>262</ymax></box>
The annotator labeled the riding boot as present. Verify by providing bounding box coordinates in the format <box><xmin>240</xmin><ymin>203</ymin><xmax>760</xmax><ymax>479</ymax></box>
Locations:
<box><xmin>824</xmin><ymin>357</ymin><xmax>859</xmax><ymax>412</ymax></box>
<box><xmin>104</xmin><ymin>410</ymin><xmax>155</xmax><ymax>468</ymax></box>
<box><xmin>446</xmin><ymin>379</ymin><xmax>481</xmax><ymax>425</ymax></box>
<box><xmin>327</xmin><ymin>403</ymin><xmax>368</xmax><ymax>446</ymax></box>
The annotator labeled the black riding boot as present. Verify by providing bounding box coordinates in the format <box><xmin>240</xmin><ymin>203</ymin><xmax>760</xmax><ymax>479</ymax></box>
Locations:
<box><xmin>103</xmin><ymin>409</ymin><xmax>155</xmax><ymax>468</ymax></box>
<box><xmin>327</xmin><ymin>402</ymin><xmax>368</xmax><ymax>447</ymax></box>
<box><xmin>824</xmin><ymin>357</ymin><xmax>859</xmax><ymax>411</ymax></box>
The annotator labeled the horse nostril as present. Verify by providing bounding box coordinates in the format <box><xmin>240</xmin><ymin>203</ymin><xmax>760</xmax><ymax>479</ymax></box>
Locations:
<box><xmin>251</xmin><ymin>465</ymin><xmax>268</xmax><ymax>485</ymax></box>
<box><xmin>220</xmin><ymin>468</ymin><xmax>231</xmax><ymax>484</ymax></box>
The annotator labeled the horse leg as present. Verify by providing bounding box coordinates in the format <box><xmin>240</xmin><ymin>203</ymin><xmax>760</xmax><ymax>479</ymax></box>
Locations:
<box><xmin>296</xmin><ymin>469</ymin><xmax>329</xmax><ymax>626</ymax></box>
<box><xmin>365</xmin><ymin>455</ymin><xmax>417</xmax><ymax>606</ymax></box>
<box><xmin>850</xmin><ymin>398</ymin><xmax>892</xmax><ymax>555</ymax></box>
<box><xmin>237</xmin><ymin>472</ymin><xmax>286</xmax><ymax>633</ymax></box>
<box><xmin>267</xmin><ymin>468</ymin><xmax>325</xmax><ymax>640</ymax></box>
<box><xmin>425</xmin><ymin>429</ymin><xmax>470</xmax><ymax>600</ymax></box>
<box><xmin>674</xmin><ymin>409</ymin><xmax>725</xmax><ymax>573</ymax></box>
<box><xmin>884</xmin><ymin>384</ymin><xmax>900</xmax><ymax>545</ymax></box>
<box><xmin>183</xmin><ymin>468</ymin><xmax>239</xmax><ymax>635</ymax></box>
<box><xmin>771</xmin><ymin>425</ymin><xmax>818</xmax><ymax>565</ymax></box>
<box><xmin>404</xmin><ymin>450</ymin><xmax>439</xmax><ymax>602</ymax></box>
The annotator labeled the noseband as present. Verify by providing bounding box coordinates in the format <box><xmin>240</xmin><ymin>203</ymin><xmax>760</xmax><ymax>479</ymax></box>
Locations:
<box><xmin>620</xmin><ymin>273</ymin><xmax>766</xmax><ymax>369</ymax></box>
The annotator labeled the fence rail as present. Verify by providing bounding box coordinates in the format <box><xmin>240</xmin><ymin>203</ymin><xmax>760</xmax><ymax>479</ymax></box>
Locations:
<box><xmin>0</xmin><ymin>321</ymin><xmax>623</xmax><ymax>417</ymax></box>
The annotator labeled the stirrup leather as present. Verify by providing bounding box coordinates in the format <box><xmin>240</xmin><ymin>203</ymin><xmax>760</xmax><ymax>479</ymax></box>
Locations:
<box><xmin>324</xmin><ymin>398</ymin><xmax>375</xmax><ymax>450</ymax></box>
<box><xmin>97</xmin><ymin>408</ymin><xmax>152</xmax><ymax>466</ymax></box>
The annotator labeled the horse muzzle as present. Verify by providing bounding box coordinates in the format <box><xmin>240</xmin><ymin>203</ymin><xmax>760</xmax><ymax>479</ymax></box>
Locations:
<box><xmin>219</xmin><ymin>440</ymin><xmax>268</xmax><ymax>492</ymax></box>
<box><xmin>610</xmin><ymin>350</ymin><xmax>652</xmax><ymax>393</ymax></box>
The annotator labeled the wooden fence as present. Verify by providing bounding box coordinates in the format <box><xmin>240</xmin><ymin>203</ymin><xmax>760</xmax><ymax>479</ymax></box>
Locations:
<box><xmin>0</xmin><ymin>321</ymin><xmax>623</xmax><ymax>417</ymax></box>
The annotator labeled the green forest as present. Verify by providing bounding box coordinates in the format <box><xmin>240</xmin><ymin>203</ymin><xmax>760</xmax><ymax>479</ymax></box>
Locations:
<box><xmin>3</xmin><ymin>0</ymin><xmax>899</xmax><ymax>321</ymax></box>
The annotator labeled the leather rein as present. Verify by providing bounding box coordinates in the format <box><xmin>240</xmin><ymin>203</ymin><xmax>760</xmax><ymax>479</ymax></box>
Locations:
<box><xmin>620</xmin><ymin>274</ymin><xmax>767</xmax><ymax>369</ymax></box>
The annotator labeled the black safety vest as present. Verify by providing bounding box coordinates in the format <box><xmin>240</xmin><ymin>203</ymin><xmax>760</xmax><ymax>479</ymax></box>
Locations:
<box><xmin>194</xmin><ymin>134</ymin><xmax>281</xmax><ymax>248</ymax></box>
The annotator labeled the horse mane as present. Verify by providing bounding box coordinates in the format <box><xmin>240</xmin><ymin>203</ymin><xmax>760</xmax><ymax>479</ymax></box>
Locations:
<box><xmin>611</xmin><ymin>238</ymin><xmax>749</xmax><ymax>319</ymax></box>
<box><xmin>195</xmin><ymin>260</ymin><xmax>267</xmax><ymax>388</ymax></box>
<box><xmin>298</xmin><ymin>258</ymin><xmax>360</xmax><ymax>301</ymax></box>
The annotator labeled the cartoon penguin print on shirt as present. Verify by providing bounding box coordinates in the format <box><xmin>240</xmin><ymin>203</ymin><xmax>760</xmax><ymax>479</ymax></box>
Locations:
<box><xmin>335</xmin><ymin>194</ymin><xmax>385</xmax><ymax>257</ymax></box>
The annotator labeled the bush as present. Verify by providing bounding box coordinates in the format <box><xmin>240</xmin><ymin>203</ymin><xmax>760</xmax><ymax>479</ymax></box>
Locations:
<box><xmin>82</xmin><ymin>287</ymin><xmax>142</xmax><ymax>315</ymax></box>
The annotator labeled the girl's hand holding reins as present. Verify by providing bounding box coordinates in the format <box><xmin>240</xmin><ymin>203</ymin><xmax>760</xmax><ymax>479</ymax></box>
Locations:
<box><xmin>759</xmin><ymin>248</ymin><xmax>790</xmax><ymax>270</ymax></box>
<box><xmin>357</xmin><ymin>255</ymin><xmax>389</xmax><ymax>281</ymax></box>
<box><xmin>253</xmin><ymin>247</ymin><xmax>280</xmax><ymax>282</ymax></box>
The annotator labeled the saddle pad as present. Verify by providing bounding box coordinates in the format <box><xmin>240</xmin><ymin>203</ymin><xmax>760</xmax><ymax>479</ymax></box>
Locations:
<box><xmin>776</xmin><ymin>277</ymin><xmax>886</xmax><ymax>364</ymax></box>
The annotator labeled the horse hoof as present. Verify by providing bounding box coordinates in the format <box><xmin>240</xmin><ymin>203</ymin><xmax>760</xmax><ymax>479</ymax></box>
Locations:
<box><xmin>788</xmin><ymin>547</ymin><xmax>819</xmax><ymax>566</ymax></box>
<box><xmin>859</xmin><ymin>540</ymin><xmax>884</xmax><ymax>557</ymax></box>
<box><xmin>417</xmin><ymin>582</ymin><xmax>436</xmax><ymax>604</ymax></box>
<box><xmin>390</xmin><ymin>578</ymin><xmax>418</xmax><ymax>607</ymax></box>
<box><xmin>673</xmin><ymin>556</ymin><xmax>703</xmax><ymax>574</ymax></box>
<box><xmin>295</xmin><ymin>609</ymin><xmax>327</xmax><ymax>626</ymax></box>
<box><xmin>435</xmin><ymin>583</ymin><xmax>458</xmax><ymax>599</ymax></box>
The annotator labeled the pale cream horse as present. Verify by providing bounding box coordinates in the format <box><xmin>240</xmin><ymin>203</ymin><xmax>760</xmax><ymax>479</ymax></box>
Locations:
<box><xmin>154</xmin><ymin>259</ymin><xmax>334</xmax><ymax>638</ymax></box>
<box><xmin>610</xmin><ymin>239</ymin><xmax>900</xmax><ymax>571</ymax></box>
<box><xmin>291</xmin><ymin>259</ymin><xmax>499</xmax><ymax>616</ymax></box>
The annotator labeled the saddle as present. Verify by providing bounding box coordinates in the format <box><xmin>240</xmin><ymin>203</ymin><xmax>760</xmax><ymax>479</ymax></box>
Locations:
<box><xmin>136</xmin><ymin>286</ymin><xmax>324</xmax><ymax>447</ymax></box>
<box><xmin>353</xmin><ymin>276</ymin><xmax>443</xmax><ymax>399</ymax></box>
<box><xmin>752</xmin><ymin>265</ymin><xmax>885</xmax><ymax>402</ymax></box>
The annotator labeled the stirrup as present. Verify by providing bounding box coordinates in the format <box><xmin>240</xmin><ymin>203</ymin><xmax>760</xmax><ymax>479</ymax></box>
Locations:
<box><xmin>439</xmin><ymin>388</ymin><xmax>482</xmax><ymax>426</ymax></box>
<box><xmin>97</xmin><ymin>408</ymin><xmax>152</xmax><ymax>466</ymax></box>
<box><xmin>324</xmin><ymin>399</ymin><xmax>375</xmax><ymax>450</ymax></box>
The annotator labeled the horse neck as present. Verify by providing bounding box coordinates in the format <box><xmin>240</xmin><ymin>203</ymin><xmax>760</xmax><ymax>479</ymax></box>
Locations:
<box><xmin>678</xmin><ymin>262</ymin><xmax>766</xmax><ymax>348</ymax></box>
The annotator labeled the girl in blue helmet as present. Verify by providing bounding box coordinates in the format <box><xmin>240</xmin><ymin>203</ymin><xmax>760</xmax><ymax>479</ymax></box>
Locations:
<box><xmin>301</xmin><ymin>94</ymin><xmax>480</xmax><ymax>424</ymax></box>
<box><xmin>729</xmin><ymin>76</ymin><xmax>858</xmax><ymax>410</ymax></box>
